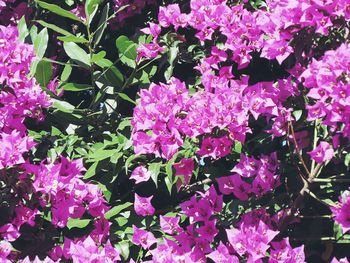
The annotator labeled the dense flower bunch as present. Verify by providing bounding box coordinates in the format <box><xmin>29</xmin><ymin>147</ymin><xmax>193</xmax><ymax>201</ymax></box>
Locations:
<box><xmin>132</xmin><ymin>187</ymin><xmax>305</xmax><ymax>262</ymax></box>
<box><xmin>129</xmin><ymin>0</ymin><xmax>350</xmax><ymax>262</ymax></box>
<box><xmin>141</xmin><ymin>0</ymin><xmax>349</xmax><ymax>67</ymax></box>
<box><xmin>331</xmin><ymin>190</ymin><xmax>350</xmax><ymax>234</ymax></box>
<box><xmin>299</xmin><ymin>43</ymin><xmax>350</xmax><ymax>139</ymax></box>
<box><xmin>217</xmin><ymin>152</ymin><xmax>280</xmax><ymax>199</ymax></box>
<box><xmin>132</xmin><ymin>76</ymin><xmax>298</xmax><ymax>159</ymax></box>
<box><xmin>1</xmin><ymin>0</ymin><xmax>350</xmax><ymax>261</ymax></box>
<box><xmin>0</xmin><ymin>26</ymin><xmax>121</xmax><ymax>261</ymax></box>
<box><xmin>0</xmin><ymin>26</ymin><xmax>51</xmax><ymax>131</ymax></box>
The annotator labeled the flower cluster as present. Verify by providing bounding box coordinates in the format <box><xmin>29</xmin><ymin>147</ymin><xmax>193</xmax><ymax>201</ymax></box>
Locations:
<box><xmin>132</xmin><ymin>59</ymin><xmax>299</xmax><ymax>161</ymax></box>
<box><xmin>132</xmin><ymin>187</ymin><xmax>305</xmax><ymax>262</ymax></box>
<box><xmin>0</xmin><ymin>26</ymin><xmax>51</xmax><ymax>131</ymax></box>
<box><xmin>217</xmin><ymin>152</ymin><xmax>280</xmax><ymax>199</ymax></box>
<box><xmin>300</xmin><ymin>43</ymin><xmax>350</xmax><ymax>140</ymax></box>
<box><xmin>49</xmin><ymin>236</ymin><xmax>120</xmax><ymax>263</ymax></box>
<box><xmin>331</xmin><ymin>190</ymin><xmax>350</xmax><ymax>233</ymax></box>
<box><xmin>149</xmin><ymin>0</ymin><xmax>350</xmax><ymax>69</ymax></box>
<box><xmin>132</xmin><ymin>186</ymin><xmax>224</xmax><ymax>262</ymax></box>
<box><xmin>0</xmin><ymin>25</ymin><xmax>122</xmax><ymax>261</ymax></box>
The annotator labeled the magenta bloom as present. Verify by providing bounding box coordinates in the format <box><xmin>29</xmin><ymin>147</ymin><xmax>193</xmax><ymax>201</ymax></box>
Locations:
<box><xmin>141</xmin><ymin>22</ymin><xmax>161</xmax><ymax>40</ymax></box>
<box><xmin>270</xmin><ymin>238</ymin><xmax>305</xmax><ymax>263</ymax></box>
<box><xmin>0</xmin><ymin>224</ymin><xmax>19</xmax><ymax>242</ymax></box>
<box><xmin>0</xmin><ymin>241</ymin><xmax>11</xmax><ymax>261</ymax></box>
<box><xmin>217</xmin><ymin>174</ymin><xmax>251</xmax><ymax>200</ymax></box>
<box><xmin>160</xmin><ymin>216</ymin><xmax>181</xmax><ymax>235</ymax></box>
<box><xmin>134</xmin><ymin>193</ymin><xmax>155</xmax><ymax>216</ymax></box>
<box><xmin>331</xmin><ymin>190</ymin><xmax>350</xmax><ymax>234</ymax></box>
<box><xmin>207</xmin><ymin>242</ymin><xmax>239</xmax><ymax>263</ymax></box>
<box><xmin>226</xmin><ymin>220</ymin><xmax>279</xmax><ymax>261</ymax></box>
<box><xmin>130</xmin><ymin>166</ymin><xmax>151</xmax><ymax>184</ymax></box>
<box><xmin>174</xmin><ymin>158</ymin><xmax>194</xmax><ymax>186</ymax></box>
<box><xmin>132</xmin><ymin>225</ymin><xmax>157</xmax><ymax>249</ymax></box>
<box><xmin>308</xmin><ymin>141</ymin><xmax>334</xmax><ymax>163</ymax></box>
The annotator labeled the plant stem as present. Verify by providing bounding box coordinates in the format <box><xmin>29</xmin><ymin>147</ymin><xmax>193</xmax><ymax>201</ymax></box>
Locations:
<box><xmin>288</xmin><ymin>121</ymin><xmax>310</xmax><ymax>176</ymax></box>
<box><xmin>310</xmin><ymin>120</ymin><xmax>319</xmax><ymax>174</ymax></box>
<box><xmin>313</xmin><ymin>178</ymin><xmax>350</xmax><ymax>183</ymax></box>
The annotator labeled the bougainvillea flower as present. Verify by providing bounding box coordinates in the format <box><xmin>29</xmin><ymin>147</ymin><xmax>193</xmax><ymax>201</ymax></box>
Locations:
<box><xmin>160</xmin><ymin>216</ymin><xmax>181</xmax><ymax>235</ymax></box>
<box><xmin>134</xmin><ymin>193</ymin><xmax>155</xmax><ymax>216</ymax></box>
<box><xmin>308</xmin><ymin>141</ymin><xmax>334</xmax><ymax>163</ymax></box>
<box><xmin>132</xmin><ymin>225</ymin><xmax>157</xmax><ymax>249</ymax></box>
<box><xmin>207</xmin><ymin>242</ymin><xmax>239</xmax><ymax>263</ymax></box>
<box><xmin>130</xmin><ymin>166</ymin><xmax>152</xmax><ymax>184</ymax></box>
<box><xmin>331</xmin><ymin>190</ymin><xmax>350</xmax><ymax>233</ymax></box>
<box><xmin>0</xmin><ymin>224</ymin><xmax>20</xmax><ymax>242</ymax></box>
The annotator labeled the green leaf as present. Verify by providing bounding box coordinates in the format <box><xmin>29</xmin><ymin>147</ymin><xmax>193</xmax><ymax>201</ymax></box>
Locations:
<box><xmin>35</xmin><ymin>60</ymin><xmax>52</xmax><ymax>87</ymax></box>
<box><xmin>164</xmin><ymin>45</ymin><xmax>178</xmax><ymax>81</ymax></box>
<box><xmin>34</xmin><ymin>28</ymin><xmax>48</xmax><ymax>59</ymax></box>
<box><xmin>104</xmin><ymin>202</ymin><xmax>133</xmax><ymax>220</ymax></box>
<box><xmin>63</xmin><ymin>42</ymin><xmax>91</xmax><ymax>68</ymax></box>
<box><xmin>35</xmin><ymin>1</ymin><xmax>82</xmax><ymax>22</ymax></box>
<box><xmin>67</xmin><ymin>218</ymin><xmax>91</xmax><ymax>229</ymax></box>
<box><xmin>345</xmin><ymin>153</ymin><xmax>350</xmax><ymax>167</ymax></box>
<box><xmin>234</xmin><ymin>141</ymin><xmax>242</xmax><ymax>153</ymax></box>
<box><xmin>17</xmin><ymin>16</ymin><xmax>29</xmax><ymax>43</ymax></box>
<box><xmin>57</xmin><ymin>35</ymin><xmax>88</xmax><ymax>43</ymax></box>
<box><xmin>94</xmin><ymin>60</ymin><xmax>124</xmax><ymax>88</ymax></box>
<box><xmin>36</xmin><ymin>20</ymin><xmax>72</xmax><ymax>36</ymax></box>
<box><xmin>149</xmin><ymin>162</ymin><xmax>161</xmax><ymax>187</ymax></box>
<box><xmin>85</xmin><ymin>0</ymin><xmax>101</xmax><ymax>21</ymax></box>
<box><xmin>84</xmin><ymin>162</ymin><xmax>98</xmax><ymax>179</ymax></box>
<box><xmin>118</xmin><ymin>119</ymin><xmax>131</xmax><ymax>130</ymax></box>
<box><xmin>115</xmin><ymin>36</ymin><xmax>137</xmax><ymax>67</ymax></box>
<box><xmin>110</xmin><ymin>152</ymin><xmax>123</xmax><ymax>164</ymax></box>
<box><xmin>125</xmin><ymin>155</ymin><xmax>137</xmax><ymax>173</ymax></box>
<box><xmin>117</xmin><ymin>93</ymin><xmax>136</xmax><ymax>105</ymax></box>
<box><xmin>98</xmin><ymin>183</ymin><xmax>112</xmax><ymax>202</ymax></box>
<box><xmin>91</xmin><ymin>51</ymin><xmax>106</xmax><ymax>63</ymax></box>
<box><xmin>61</xmin><ymin>63</ymin><xmax>72</xmax><ymax>82</ymax></box>
<box><xmin>116</xmin><ymin>241</ymin><xmax>130</xmax><ymax>260</ymax></box>
<box><xmin>164</xmin><ymin>176</ymin><xmax>173</xmax><ymax>195</ymax></box>
<box><xmin>62</xmin><ymin>83</ymin><xmax>93</xmax><ymax>91</ymax></box>
<box><xmin>93</xmin><ymin>3</ymin><xmax>109</xmax><ymax>46</ymax></box>
<box><xmin>30</xmin><ymin>25</ymin><xmax>38</xmax><ymax>42</ymax></box>
<box><xmin>88</xmin><ymin>149</ymin><xmax>119</xmax><ymax>162</ymax></box>
<box><xmin>293</xmin><ymin>110</ymin><xmax>303</xmax><ymax>122</ymax></box>
<box><xmin>53</xmin><ymin>99</ymin><xmax>75</xmax><ymax>113</ymax></box>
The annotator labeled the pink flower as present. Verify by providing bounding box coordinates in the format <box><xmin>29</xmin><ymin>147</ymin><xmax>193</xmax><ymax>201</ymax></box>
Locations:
<box><xmin>160</xmin><ymin>216</ymin><xmax>181</xmax><ymax>235</ymax></box>
<box><xmin>141</xmin><ymin>22</ymin><xmax>161</xmax><ymax>40</ymax></box>
<box><xmin>217</xmin><ymin>174</ymin><xmax>251</xmax><ymax>200</ymax></box>
<box><xmin>207</xmin><ymin>242</ymin><xmax>239</xmax><ymax>263</ymax></box>
<box><xmin>270</xmin><ymin>238</ymin><xmax>305</xmax><ymax>263</ymax></box>
<box><xmin>70</xmin><ymin>4</ymin><xmax>86</xmax><ymax>22</ymax></box>
<box><xmin>134</xmin><ymin>193</ymin><xmax>155</xmax><ymax>216</ymax></box>
<box><xmin>13</xmin><ymin>207</ymin><xmax>39</xmax><ymax>228</ymax></box>
<box><xmin>137</xmin><ymin>43</ymin><xmax>165</xmax><ymax>61</ymax></box>
<box><xmin>331</xmin><ymin>257</ymin><xmax>350</xmax><ymax>263</ymax></box>
<box><xmin>0</xmin><ymin>241</ymin><xmax>12</xmax><ymax>261</ymax></box>
<box><xmin>308</xmin><ymin>141</ymin><xmax>334</xmax><ymax>163</ymax></box>
<box><xmin>0</xmin><ymin>224</ymin><xmax>20</xmax><ymax>242</ymax></box>
<box><xmin>132</xmin><ymin>225</ymin><xmax>157</xmax><ymax>249</ymax></box>
<box><xmin>331</xmin><ymin>190</ymin><xmax>350</xmax><ymax>233</ymax></box>
<box><xmin>226</xmin><ymin>220</ymin><xmax>279</xmax><ymax>261</ymax></box>
<box><xmin>174</xmin><ymin>158</ymin><xmax>194</xmax><ymax>187</ymax></box>
<box><xmin>130</xmin><ymin>166</ymin><xmax>151</xmax><ymax>184</ymax></box>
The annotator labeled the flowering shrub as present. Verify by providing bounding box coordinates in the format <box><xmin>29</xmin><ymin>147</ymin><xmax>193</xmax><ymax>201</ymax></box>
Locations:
<box><xmin>0</xmin><ymin>0</ymin><xmax>350</xmax><ymax>262</ymax></box>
